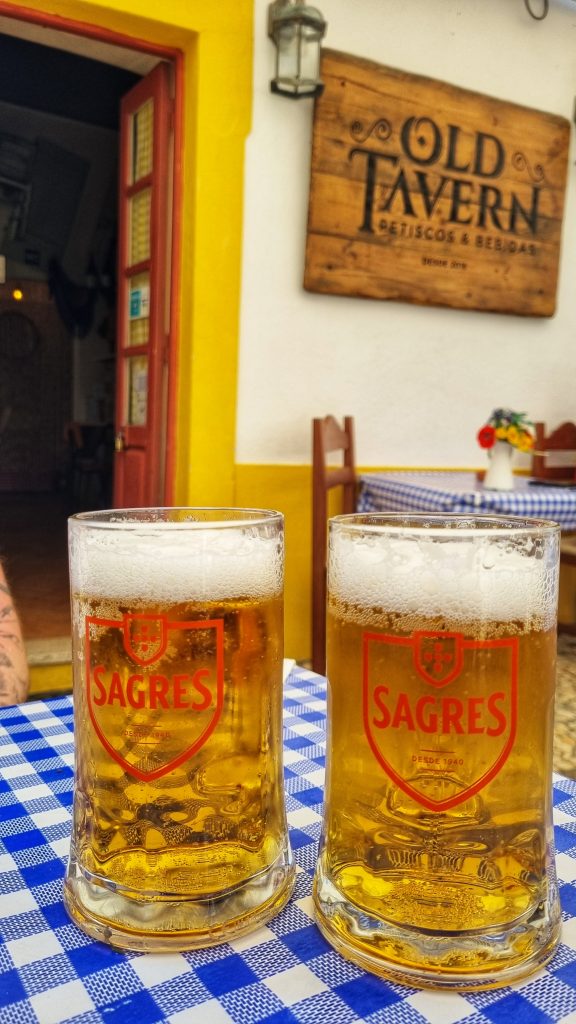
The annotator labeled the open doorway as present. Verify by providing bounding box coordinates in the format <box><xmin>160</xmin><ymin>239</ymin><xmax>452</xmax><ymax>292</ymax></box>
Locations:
<box><xmin>0</xmin><ymin>20</ymin><xmax>162</xmax><ymax>654</ymax></box>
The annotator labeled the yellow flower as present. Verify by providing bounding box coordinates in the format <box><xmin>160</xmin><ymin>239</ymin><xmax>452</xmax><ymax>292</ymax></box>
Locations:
<box><xmin>507</xmin><ymin>425</ymin><xmax>519</xmax><ymax>446</ymax></box>
<box><xmin>517</xmin><ymin>433</ymin><xmax>534</xmax><ymax>452</ymax></box>
<box><xmin>495</xmin><ymin>427</ymin><xmax>508</xmax><ymax>440</ymax></box>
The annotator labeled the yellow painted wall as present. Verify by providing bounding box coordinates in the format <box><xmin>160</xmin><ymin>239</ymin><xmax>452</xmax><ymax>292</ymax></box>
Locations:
<box><xmin>235</xmin><ymin>464</ymin><xmax>311</xmax><ymax>661</ymax></box>
<box><xmin>235</xmin><ymin>463</ymin><xmax>361</xmax><ymax>662</ymax></box>
<box><xmin>29</xmin><ymin>662</ymin><xmax>73</xmax><ymax>699</ymax></box>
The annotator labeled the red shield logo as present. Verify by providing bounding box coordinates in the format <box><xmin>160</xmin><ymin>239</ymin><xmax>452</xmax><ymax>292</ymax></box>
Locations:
<box><xmin>414</xmin><ymin>631</ymin><xmax>463</xmax><ymax>687</ymax></box>
<box><xmin>363</xmin><ymin>629</ymin><xmax>518</xmax><ymax>812</ymax></box>
<box><xmin>85</xmin><ymin>613</ymin><xmax>224</xmax><ymax>782</ymax></box>
<box><xmin>123</xmin><ymin>614</ymin><xmax>168</xmax><ymax>665</ymax></box>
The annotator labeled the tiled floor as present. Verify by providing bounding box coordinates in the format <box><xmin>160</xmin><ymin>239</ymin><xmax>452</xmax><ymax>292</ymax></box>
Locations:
<box><xmin>0</xmin><ymin>492</ymin><xmax>575</xmax><ymax>776</ymax></box>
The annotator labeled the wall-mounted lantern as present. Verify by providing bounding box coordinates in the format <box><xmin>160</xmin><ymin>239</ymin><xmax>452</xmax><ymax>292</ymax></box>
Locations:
<box><xmin>268</xmin><ymin>1</ymin><xmax>327</xmax><ymax>99</ymax></box>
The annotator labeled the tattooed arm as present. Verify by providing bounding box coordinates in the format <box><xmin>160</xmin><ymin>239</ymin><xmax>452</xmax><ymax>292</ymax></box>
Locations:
<box><xmin>0</xmin><ymin>564</ymin><xmax>29</xmax><ymax>705</ymax></box>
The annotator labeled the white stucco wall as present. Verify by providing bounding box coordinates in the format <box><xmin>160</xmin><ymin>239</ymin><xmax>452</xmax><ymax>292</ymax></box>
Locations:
<box><xmin>237</xmin><ymin>0</ymin><xmax>576</xmax><ymax>469</ymax></box>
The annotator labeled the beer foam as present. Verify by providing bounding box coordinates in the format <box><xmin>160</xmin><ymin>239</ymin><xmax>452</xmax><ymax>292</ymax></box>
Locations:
<box><xmin>329</xmin><ymin>528</ymin><xmax>558</xmax><ymax>627</ymax></box>
<box><xmin>69</xmin><ymin>523</ymin><xmax>283</xmax><ymax>601</ymax></box>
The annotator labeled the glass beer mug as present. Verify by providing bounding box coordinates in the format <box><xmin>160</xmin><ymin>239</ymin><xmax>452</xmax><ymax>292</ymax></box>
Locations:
<box><xmin>314</xmin><ymin>513</ymin><xmax>561</xmax><ymax>989</ymax></box>
<box><xmin>64</xmin><ymin>508</ymin><xmax>294</xmax><ymax>951</ymax></box>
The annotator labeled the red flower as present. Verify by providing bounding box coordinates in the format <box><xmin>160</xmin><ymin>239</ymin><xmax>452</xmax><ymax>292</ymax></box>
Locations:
<box><xmin>477</xmin><ymin>425</ymin><xmax>496</xmax><ymax>449</ymax></box>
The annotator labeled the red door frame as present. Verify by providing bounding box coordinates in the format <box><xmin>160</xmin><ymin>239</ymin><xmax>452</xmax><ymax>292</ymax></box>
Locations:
<box><xmin>114</xmin><ymin>63</ymin><xmax>172</xmax><ymax>507</ymax></box>
<box><xmin>0</xmin><ymin>0</ymin><xmax>183</xmax><ymax>503</ymax></box>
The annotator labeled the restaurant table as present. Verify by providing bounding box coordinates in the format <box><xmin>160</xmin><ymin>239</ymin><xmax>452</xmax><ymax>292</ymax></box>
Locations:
<box><xmin>358</xmin><ymin>471</ymin><xmax>576</xmax><ymax>529</ymax></box>
<box><xmin>3</xmin><ymin>666</ymin><xmax>576</xmax><ymax>1024</ymax></box>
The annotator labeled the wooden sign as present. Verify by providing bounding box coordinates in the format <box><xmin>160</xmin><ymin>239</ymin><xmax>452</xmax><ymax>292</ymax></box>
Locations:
<box><xmin>304</xmin><ymin>50</ymin><xmax>570</xmax><ymax>316</ymax></box>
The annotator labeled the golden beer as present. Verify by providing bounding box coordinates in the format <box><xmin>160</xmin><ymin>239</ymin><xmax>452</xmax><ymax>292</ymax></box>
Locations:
<box><xmin>64</xmin><ymin>509</ymin><xmax>294</xmax><ymax>951</ymax></box>
<box><xmin>314</xmin><ymin>514</ymin><xmax>561</xmax><ymax>989</ymax></box>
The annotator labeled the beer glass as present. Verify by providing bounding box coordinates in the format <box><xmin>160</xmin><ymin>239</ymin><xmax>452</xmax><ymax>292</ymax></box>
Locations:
<box><xmin>64</xmin><ymin>508</ymin><xmax>294</xmax><ymax>951</ymax></box>
<box><xmin>314</xmin><ymin>513</ymin><xmax>561</xmax><ymax>990</ymax></box>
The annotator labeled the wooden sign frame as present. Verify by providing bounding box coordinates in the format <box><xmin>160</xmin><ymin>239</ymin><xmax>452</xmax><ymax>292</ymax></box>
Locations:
<box><xmin>304</xmin><ymin>50</ymin><xmax>570</xmax><ymax>316</ymax></box>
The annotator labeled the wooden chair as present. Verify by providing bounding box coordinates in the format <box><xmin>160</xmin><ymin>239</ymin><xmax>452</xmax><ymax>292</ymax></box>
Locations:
<box><xmin>312</xmin><ymin>415</ymin><xmax>357</xmax><ymax>674</ymax></box>
<box><xmin>532</xmin><ymin>421</ymin><xmax>576</xmax><ymax>482</ymax></box>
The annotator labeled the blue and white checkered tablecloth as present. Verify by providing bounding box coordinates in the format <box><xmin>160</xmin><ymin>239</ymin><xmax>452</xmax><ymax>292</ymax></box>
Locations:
<box><xmin>3</xmin><ymin>666</ymin><xmax>576</xmax><ymax>1023</ymax></box>
<box><xmin>358</xmin><ymin>472</ymin><xmax>576</xmax><ymax>529</ymax></box>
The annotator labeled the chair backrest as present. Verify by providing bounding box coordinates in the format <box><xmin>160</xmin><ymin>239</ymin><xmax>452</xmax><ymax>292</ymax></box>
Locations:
<box><xmin>532</xmin><ymin>421</ymin><xmax>576</xmax><ymax>482</ymax></box>
<box><xmin>311</xmin><ymin>415</ymin><xmax>356</xmax><ymax>674</ymax></box>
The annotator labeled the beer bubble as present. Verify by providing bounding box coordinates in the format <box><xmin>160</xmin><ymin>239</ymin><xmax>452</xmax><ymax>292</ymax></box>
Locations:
<box><xmin>329</xmin><ymin>528</ymin><xmax>557</xmax><ymax>630</ymax></box>
<box><xmin>70</xmin><ymin>525</ymin><xmax>283</xmax><ymax>602</ymax></box>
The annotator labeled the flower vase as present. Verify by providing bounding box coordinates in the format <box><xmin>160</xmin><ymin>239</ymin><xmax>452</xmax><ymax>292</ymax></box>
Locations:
<box><xmin>484</xmin><ymin>441</ymin><xmax>515</xmax><ymax>490</ymax></box>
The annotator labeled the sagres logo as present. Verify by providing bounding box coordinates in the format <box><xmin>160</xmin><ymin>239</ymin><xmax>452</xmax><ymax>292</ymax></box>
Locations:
<box><xmin>85</xmin><ymin>613</ymin><xmax>224</xmax><ymax>782</ymax></box>
<box><xmin>363</xmin><ymin>630</ymin><xmax>518</xmax><ymax>812</ymax></box>
<box><xmin>123</xmin><ymin>614</ymin><xmax>168</xmax><ymax>665</ymax></box>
